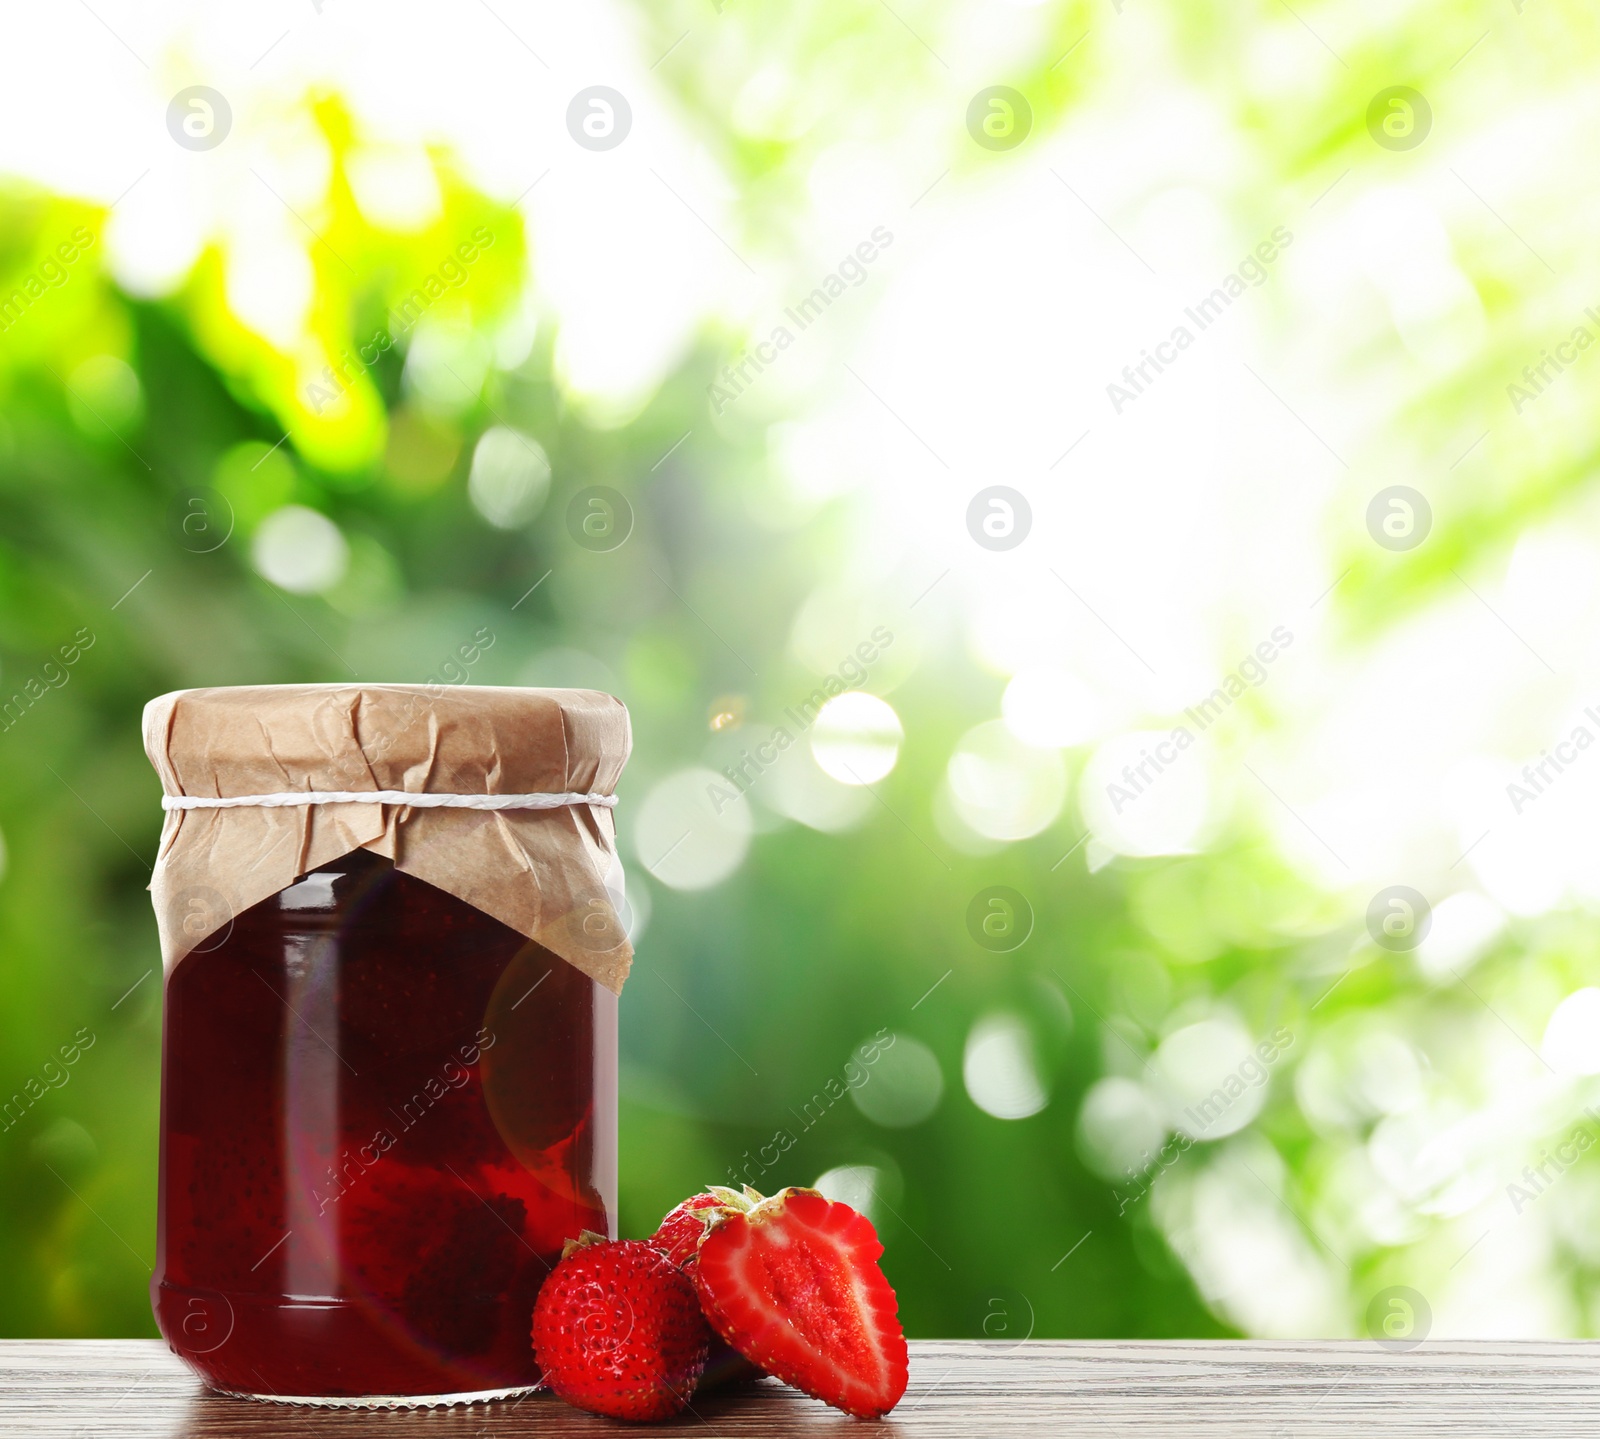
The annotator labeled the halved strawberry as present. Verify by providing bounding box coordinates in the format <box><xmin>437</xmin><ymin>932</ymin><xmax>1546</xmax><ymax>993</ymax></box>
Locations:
<box><xmin>692</xmin><ymin>1187</ymin><xmax>908</xmax><ymax>1419</ymax></box>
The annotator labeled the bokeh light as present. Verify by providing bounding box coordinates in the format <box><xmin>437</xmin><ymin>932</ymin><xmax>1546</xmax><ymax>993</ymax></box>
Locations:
<box><xmin>945</xmin><ymin>721</ymin><xmax>1067</xmax><ymax>843</ymax></box>
<box><xmin>468</xmin><ymin>426</ymin><xmax>551</xmax><ymax>529</ymax></box>
<box><xmin>1001</xmin><ymin>665</ymin><xmax>1111</xmax><ymax>750</ymax></box>
<box><xmin>761</xmin><ymin>743</ymin><xmax>873</xmax><ymax>833</ymax></box>
<box><xmin>1154</xmin><ymin>1017</ymin><xmax>1270</xmax><ymax>1141</ymax></box>
<box><xmin>963</xmin><ymin>1014</ymin><xmax>1048</xmax><ymax>1121</ymax></box>
<box><xmin>1080</xmin><ymin>731</ymin><xmax>1211</xmax><ymax>858</ymax></box>
<box><xmin>1076</xmin><ymin>1077</ymin><xmax>1169</xmax><ymax>1183</ymax></box>
<box><xmin>813</xmin><ymin>1165</ymin><xmax>882</xmax><ymax>1226</ymax></box>
<box><xmin>633</xmin><ymin>768</ymin><xmax>751</xmax><ymax>892</ymax></box>
<box><xmin>810</xmin><ymin>693</ymin><xmax>903</xmax><ymax>786</ymax></box>
<box><xmin>1543</xmin><ymin>989</ymin><xmax>1600</xmax><ymax>1077</ymax></box>
<box><xmin>849</xmin><ymin>1034</ymin><xmax>944</xmax><ymax>1129</ymax></box>
<box><xmin>250</xmin><ymin>505</ymin><xmax>350</xmax><ymax>594</ymax></box>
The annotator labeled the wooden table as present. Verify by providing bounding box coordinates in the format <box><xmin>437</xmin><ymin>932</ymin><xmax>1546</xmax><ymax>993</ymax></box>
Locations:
<box><xmin>4</xmin><ymin>1339</ymin><xmax>1599</xmax><ymax>1435</ymax></box>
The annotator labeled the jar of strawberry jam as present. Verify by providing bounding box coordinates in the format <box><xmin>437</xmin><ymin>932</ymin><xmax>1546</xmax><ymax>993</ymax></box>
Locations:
<box><xmin>143</xmin><ymin>685</ymin><xmax>632</xmax><ymax>1405</ymax></box>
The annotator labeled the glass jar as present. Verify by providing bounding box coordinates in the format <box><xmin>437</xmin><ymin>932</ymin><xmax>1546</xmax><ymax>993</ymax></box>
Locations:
<box><xmin>143</xmin><ymin>684</ymin><xmax>632</xmax><ymax>1404</ymax></box>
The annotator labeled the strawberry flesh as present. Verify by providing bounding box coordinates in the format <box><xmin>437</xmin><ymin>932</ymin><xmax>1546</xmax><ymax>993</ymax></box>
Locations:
<box><xmin>693</xmin><ymin>1189</ymin><xmax>908</xmax><ymax>1418</ymax></box>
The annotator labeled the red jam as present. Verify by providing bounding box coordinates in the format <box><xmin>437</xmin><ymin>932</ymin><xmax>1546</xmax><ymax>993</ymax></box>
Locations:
<box><xmin>153</xmin><ymin>849</ymin><xmax>616</xmax><ymax>1401</ymax></box>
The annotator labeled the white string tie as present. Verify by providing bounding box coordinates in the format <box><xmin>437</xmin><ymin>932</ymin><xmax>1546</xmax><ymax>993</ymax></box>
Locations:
<box><xmin>163</xmin><ymin>790</ymin><xmax>618</xmax><ymax>811</ymax></box>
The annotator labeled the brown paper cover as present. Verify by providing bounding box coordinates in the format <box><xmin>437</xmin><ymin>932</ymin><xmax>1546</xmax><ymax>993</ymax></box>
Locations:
<box><xmin>142</xmin><ymin>684</ymin><xmax>633</xmax><ymax>992</ymax></box>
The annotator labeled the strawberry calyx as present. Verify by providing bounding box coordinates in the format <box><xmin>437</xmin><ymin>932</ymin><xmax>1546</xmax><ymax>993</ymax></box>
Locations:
<box><xmin>695</xmin><ymin>1185</ymin><xmax>826</xmax><ymax>1244</ymax></box>
<box><xmin>649</xmin><ymin>1184</ymin><xmax>783</xmax><ymax>1266</ymax></box>
<box><xmin>558</xmin><ymin>1228</ymin><xmax>609</xmax><ymax>1261</ymax></box>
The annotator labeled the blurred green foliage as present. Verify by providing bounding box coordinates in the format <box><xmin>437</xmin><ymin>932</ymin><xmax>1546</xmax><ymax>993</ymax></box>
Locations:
<box><xmin>5</xmin><ymin>0</ymin><xmax>1600</xmax><ymax>1349</ymax></box>
<box><xmin>0</xmin><ymin>107</ymin><xmax>1230</xmax><ymax>1340</ymax></box>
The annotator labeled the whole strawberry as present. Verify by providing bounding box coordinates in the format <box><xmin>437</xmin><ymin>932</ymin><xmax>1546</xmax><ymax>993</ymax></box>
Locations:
<box><xmin>532</xmin><ymin>1233</ymin><xmax>710</xmax><ymax>1421</ymax></box>
<box><xmin>693</xmin><ymin>1187</ymin><xmax>908</xmax><ymax>1419</ymax></box>
<box><xmin>650</xmin><ymin>1189</ymin><xmax>732</xmax><ymax>1266</ymax></box>
<box><xmin>650</xmin><ymin>1188</ymin><xmax>764</xmax><ymax>1389</ymax></box>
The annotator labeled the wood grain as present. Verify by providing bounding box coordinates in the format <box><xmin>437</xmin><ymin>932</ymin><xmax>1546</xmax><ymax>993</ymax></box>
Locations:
<box><xmin>3</xmin><ymin>1339</ymin><xmax>1600</xmax><ymax>1437</ymax></box>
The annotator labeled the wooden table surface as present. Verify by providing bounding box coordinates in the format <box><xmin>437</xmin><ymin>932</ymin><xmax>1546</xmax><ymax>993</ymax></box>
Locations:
<box><xmin>4</xmin><ymin>1338</ymin><xmax>1600</xmax><ymax>1436</ymax></box>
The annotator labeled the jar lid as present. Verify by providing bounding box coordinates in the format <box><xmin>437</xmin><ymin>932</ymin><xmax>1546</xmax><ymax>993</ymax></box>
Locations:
<box><xmin>143</xmin><ymin>684</ymin><xmax>634</xmax><ymax>992</ymax></box>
